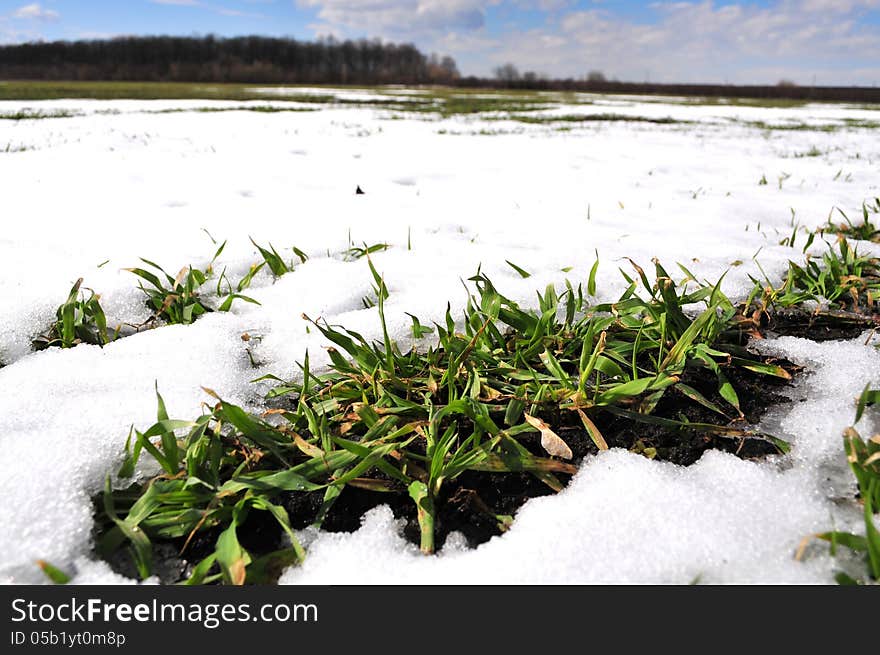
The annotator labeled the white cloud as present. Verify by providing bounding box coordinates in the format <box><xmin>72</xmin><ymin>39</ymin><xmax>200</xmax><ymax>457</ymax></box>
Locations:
<box><xmin>297</xmin><ymin>1</ymin><xmax>501</xmax><ymax>37</ymax></box>
<box><xmin>290</xmin><ymin>1</ymin><xmax>880</xmax><ymax>84</ymax></box>
<box><xmin>0</xmin><ymin>16</ymin><xmax>42</xmax><ymax>44</ymax></box>
<box><xmin>12</xmin><ymin>3</ymin><xmax>59</xmax><ymax>21</ymax></box>
<box><xmin>798</xmin><ymin>0</ymin><xmax>880</xmax><ymax>12</ymax></box>
<box><xmin>512</xmin><ymin>0</ymin><xmax>575</xmax><ymax>9</ymax></box>
<box><xmin>451</xmin><ymin>1</ymin><xmax>880</xmax><ymax>84</ymax></box>
<box><xmin>76</xmin><ymin>31</ymin><xmax>124</xmax><ymax>40</ymax></box>
<box><xmin>149</xmin><ymin>0</ymin><xmax>264</xmax><ymax>18</ymax></box>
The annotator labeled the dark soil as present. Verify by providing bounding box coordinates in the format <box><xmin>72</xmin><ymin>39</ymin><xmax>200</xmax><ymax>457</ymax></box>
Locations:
<box><xmin>293</xmin><ymin>352</ymin><xmax>802</xmax><ymax>548</ymax></box>
<box><xmin>763</xmin><ymin>307</ymin><xmax>877</xmax><ymax>341</ymax></box>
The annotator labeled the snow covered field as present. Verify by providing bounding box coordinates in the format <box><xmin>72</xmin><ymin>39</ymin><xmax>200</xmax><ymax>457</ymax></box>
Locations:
<box><xmin>0</xmin><ymin>89</ymin><xmax>878</xmax><ymax>584</ymax></box>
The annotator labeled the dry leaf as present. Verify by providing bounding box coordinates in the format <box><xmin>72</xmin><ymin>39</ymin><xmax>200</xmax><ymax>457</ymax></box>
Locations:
<box><xmin>173</xmin><ymin>266</ymin><xmax>190</xmax><ymax>289</ymax></box>
<box><xmin>793</xmin><ymin>534</ymin><xmax>815</xmax><ymax>562</ymax></box>
<box><xmin>200</xmin><ymin>386</ymin><xmax>220</xmax><ymax>400</ymax></box>
<box><xmin>481</xmin><ymin>386</ymin><xmax>502</xmax><ymax>401</ymax></box>
<box><xmin>577</xmin><ymin>409</ymin><xmax>608</xmax><ymax>451</ymax></box>
<box><xmin>347</xmin><ymin>478</ymin><xmax>396</xmax><ymax>492</ymax></box>
<box><xmin>159</xmin><ymin>293</ymin><xmax>178</xmax><ymax>314</ymax></box>
<box><xmin>524</xmin><ymin>413</ymin><xmax>573</xmax><ymax>459</ymax></box>
<box><xmin>294</xmin><ymin>433</ymin><xmax>324</xmax><ymax>458</ymax></box>
<box><xmin>229</xmin><ymin>559</ymin><xmax>247</xmax><ymax>586</ymax></box>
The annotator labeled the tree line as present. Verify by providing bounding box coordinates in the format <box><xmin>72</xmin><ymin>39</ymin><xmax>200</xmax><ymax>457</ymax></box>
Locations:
<box><xmin>472</xmin><ymin>74</ymin><xmax>880</xmax><ymax>103</ymax></box>
<box><xmin>1</xmin><ymin>36</ymin><xmax>878</xmax><ymax>103</ymax></box>
<box><xmin>484</xmin><ymin>62</ymin><xmax>880</xmax><ymax>103</ymax></box>
<box><xmin>0</xmin><ymin>35</ymin><xmax>460</xmax><ymax>85</ymax></box>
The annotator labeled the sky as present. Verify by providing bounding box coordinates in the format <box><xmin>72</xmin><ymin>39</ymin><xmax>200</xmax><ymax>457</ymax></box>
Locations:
<box><xmin>1</xmin><ymin>1</ymin><xmax>880</xmax><ymax>85</ymax></box>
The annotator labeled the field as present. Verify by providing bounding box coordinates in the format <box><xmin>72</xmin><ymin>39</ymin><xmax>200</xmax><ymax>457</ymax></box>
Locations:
<box><xmin>0</xmin><ymin>84</ymin><xmax>878</xmax><ymax>585</ymax></box>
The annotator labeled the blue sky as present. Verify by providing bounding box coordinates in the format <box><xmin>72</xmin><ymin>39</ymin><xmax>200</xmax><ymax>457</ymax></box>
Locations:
<box><xmin>2</xmin><ymin>1</ymin><xmax>880</xmax><ymax>84</ymax></box>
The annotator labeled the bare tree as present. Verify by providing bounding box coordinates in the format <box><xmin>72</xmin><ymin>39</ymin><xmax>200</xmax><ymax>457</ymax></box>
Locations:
<box><xmin>493</xmin><ymin>62</ymin><xmax>521</xmax><ymax>82</ymax></box>
<box><xmin>427</xmin><ymin>53</ymin><xmax>460</xmax><ymax>82</ymax></box>
<box><xmin>440</xmin><ymin>56</ymin><xmax>459</xmax><ymax>80</ymax></box>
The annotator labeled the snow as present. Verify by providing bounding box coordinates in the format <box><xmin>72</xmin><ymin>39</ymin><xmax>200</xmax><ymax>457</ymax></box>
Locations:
<box><xmin>281</xmin><ymin>452</ymin><xmax>832</xmax><ymax>584</ymax></box>
<box><xmin>0</xmin><ymin>90</ymin><xmax>878</xmax><ymax>584</ymax></box>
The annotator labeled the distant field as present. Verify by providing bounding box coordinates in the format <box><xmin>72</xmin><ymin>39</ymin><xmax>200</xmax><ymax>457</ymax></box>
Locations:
<box><xmin>0</xmin><ymin>80</ymin><xmax>545</xmax><ymax>101</ymax></box>
<box><xmin>0</xmin><ymin>80</ymin><xmax>847</xmax><ymax>110</ymax></box>
<box><xmin>0</xmin><ymin>81</ymin><xmax>563</xmax><ymax>117</ymax></box>
<box><xmin>0</xmin><ymin>80</ymin><xmax>344</xmax><ymax>101</ymax></box>
<box><xmin>6</xmin><ymin>81</ymin><xmax>880</xmax><ymax>125</ymax></box>
<box><xmin>2</xmin><ymin>81</ymin><xmax>877</xmax><ymax>130</ymax></box>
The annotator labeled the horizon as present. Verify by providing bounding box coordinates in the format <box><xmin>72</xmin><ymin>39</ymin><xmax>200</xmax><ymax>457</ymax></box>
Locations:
<box><xmin>1</xmin><ymin>1</ymin><xmax>879</xmax><ymax>86</ymax></box>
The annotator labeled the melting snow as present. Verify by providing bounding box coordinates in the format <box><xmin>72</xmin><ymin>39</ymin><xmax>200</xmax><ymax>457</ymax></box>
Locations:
<box><xmin>0</xmin><ymin>91</ymin><xmax>878</xmax><ymax>583</ymax></box>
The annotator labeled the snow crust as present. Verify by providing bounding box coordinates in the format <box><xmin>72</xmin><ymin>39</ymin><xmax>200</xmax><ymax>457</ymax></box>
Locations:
<box><xmin>0</xmin><ymin>90</ymin><xmax>878</xmax><ymax>584</ymax></box>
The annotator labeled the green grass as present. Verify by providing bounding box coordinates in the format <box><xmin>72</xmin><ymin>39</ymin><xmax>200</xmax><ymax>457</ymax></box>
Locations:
<box><xmin>37</xmin><ymin>560</ymin><xmax>71</xmax><ymax>584</ymax></box>
<box><xmin>748</xmin><ymin>234</ymin><xmax>879</xmax><ymax>316</ymax></box>
<box><xmin>432</xmin><ymin>95</ymin><xmax>548</xmax><ymax>117</ymax></box>
<box><xmin>126</xmin><ymin>241</ymin><xmax>262</xmax><ymax>326</ymax></box>
<box><xmin>3</xmin><ymin>82</ymin><xmax>876</xmax><ymax>128</ymax></box>
<box><xmin>804</xmin><ymin>386</ymin><xmax>880</xmax><ymax>584</ymax></box>
<box><xmin>0</xmin><ymin>109</ymin><xmax>79</xmax><ymax>120</ymax></box>
<box><xmin>30</xmin><ymin>239</ymin><xmax>305</xmax><ymax>356</ymax></box>
<box><xmin>150</xmin><ymin>105</ymin><xmax>318</xmax><ymax>115</ymax></box>
<box><xmin>0</xmin><ymin>81</ymin><xmax>285</xmax><ymax>101</ymax></box>
<box><xmin>435</xmin><ymin>127</ymin><xmax>523</xmax><ymax>136</ymax></box>
<box><xmin>342</xmin><ymin>241</ymin><xmax>389</xmax><ymax>262</ymax></box>
<box><xmin>506</xmin><ymin>113</ymin><xmax>689</xmax><ymax>125</ymax></box>
<box><xmin>29</xmin><ymin>238</ymin><xmax>330</xmax><ymax>355</ymax></box>
<box><xmin>96</xmin><ymin>252</ymin><xmax>798</xmax><ymax>582</ymax></box>
<box><xmin>729</xmin><ymin>229</ymin><xmax>879</xmax><ymax>346</ymax></box>
<box><xmin>743</xmin><ymin>119</ymin><xmax>880</xmax><ymax>132</ymax></box>
<box><xmin>793</xmin><ymin>146</ymin><xmax>824</xmax><ymax>158</ymax></box>
<box><xmin>0</xmin><ymin>81</ymin><xmax>552</xmax><ymax>116</ymax></box>
<box><xmin>685</xmin><ymin>96</ymin><xmax>810</xmax><ymax>109</ymax></box>
<box><xmin>33</xmin><ymin>278</ymin><xmax>114</xmax><ymax>350</ymax></box>
<box><xmin>29</xmin><ymin>218</ymin><xmax>873</xmax><ymax>583</ymax></box>
<box><xmin>822</xmin><ymin>200</ymin><xmax>880</xmax><ymax>243</ymax></box>
<box><xmin>250</xmin><ymin>237</ymin><xmax>307</xmax><ymax>277</ymax></box>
